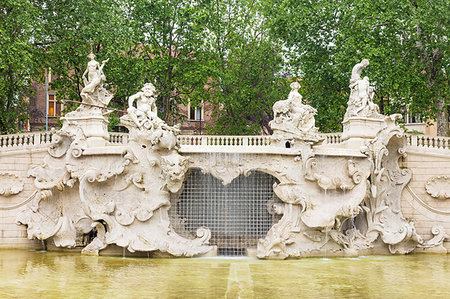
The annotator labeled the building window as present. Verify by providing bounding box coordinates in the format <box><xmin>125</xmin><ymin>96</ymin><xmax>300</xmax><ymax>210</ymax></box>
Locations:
<box><xmin>48</xmin><ymin>94</ymin><xmax>61</xmax><ymax>117</ymax></box>
<box><xmin>189</xmin><ymin>105</ymin><xmax>202</xmax><ymax>121</ymax></box>
<box><xmin>404</xmin><ymin>113</ymin><xmax>422</xmax><ymax>124</ymax></box>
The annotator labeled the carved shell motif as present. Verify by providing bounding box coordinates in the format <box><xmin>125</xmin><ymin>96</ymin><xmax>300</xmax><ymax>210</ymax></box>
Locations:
<box><xmin>425</xmin><ymin>176</ymin><xmax>450</xmax><ymax>200</ymax></box>
<box><xmin>0</xmin><ymin>172</ymin><xmax>24</xmax><ymax>196</ymax></box>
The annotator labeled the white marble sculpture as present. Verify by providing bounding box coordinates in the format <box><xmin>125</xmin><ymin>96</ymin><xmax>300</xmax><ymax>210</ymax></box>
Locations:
<box><xmin>16</xmin><ymin>56</ymin><xmax>214</xmax><ymax>257</ymax></box>
<box><xmin>14</xmin><ymin>57</ymin><xmax>445</xmax><ymax>259</ymax></box>
<box><xmin>344</xmin><ymin>59</ymin><xmax>382</xmax><ymax>121</ymax></box>
<box><xmin>121</xmin><ymin>84</ymin><xmax>179</xmax><ymax>151</ymax></box>
<box><xmin>80</xmin><ymin>53</ymin><xmax>112</xmax><ymax>107</ymax></box>
<box><xmin>59</xmin><ymin>53</ymin><xmax>114</xmax><ymax>147</ymax></box>
<box><xmin>270</xmin><ymin>82</ymin><xmax>321</xmax><ymax>145</ymax></box>
<box><xmin>127</xmin><ymin>83</ymin><xmax>158</xmax><ymax>129</ymax></box>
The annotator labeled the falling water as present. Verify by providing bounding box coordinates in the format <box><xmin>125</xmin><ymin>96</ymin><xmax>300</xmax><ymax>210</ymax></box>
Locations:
<box><xmin>40</xmin><ymin>240</ymin><xmax>46</xmax><ymax>251</ymax></box>
<box><xmin>323</xmin><ymin>188</ymin><xmax>329</xmax><ymax>259</ymax></box>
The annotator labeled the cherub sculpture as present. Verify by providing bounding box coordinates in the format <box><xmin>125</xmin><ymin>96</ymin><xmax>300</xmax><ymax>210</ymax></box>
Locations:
<box><xmin>122</xmin><ymin>83</ymin><xmax>180</xmax><ymax>150</ymax></box>
<box><xmin>127</xmin><ymin>83</ymin><xmax>159</xmax><ymax>129</ymax></box>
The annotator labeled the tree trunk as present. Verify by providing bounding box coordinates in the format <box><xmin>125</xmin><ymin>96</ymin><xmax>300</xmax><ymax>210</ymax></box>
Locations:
<box><xmin>436</xmin><ymin>97</ymin><xmax>449</xmax><ymax>137</ymax></box>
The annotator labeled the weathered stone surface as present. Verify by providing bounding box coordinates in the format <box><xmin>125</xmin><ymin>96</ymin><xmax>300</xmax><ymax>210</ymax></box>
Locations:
<box><xmin>0</xmin><ymin>172</ymin><xmax>24</xmax><ymax>197</ymax></box>
<box><xmin>15</xmin><ymin>58</ymin><xmax>215</xmax><ymax>257</ymax></box>
<box><xmin>1</xmin><ymin>57</ymin><xmax>447</xmax><ymax>258</ymax></box>
<box><xmin>270</xmin><ymin>82</ymin><xmax>323</xmax><ymax>147</ymax></box>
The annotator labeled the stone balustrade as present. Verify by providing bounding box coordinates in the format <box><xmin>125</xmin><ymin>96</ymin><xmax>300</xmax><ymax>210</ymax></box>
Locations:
<box><xmin>321</xmin><ymin>132</ymin><xmax>343</xmax><ymax>144</ymax></box>
<box><xmin>406</xmin><ymin>134</ymin><xmax>450</xmax><ymax>150</ymax></box>
<box><xmin>109</xmin><ymin>132</ymin><xmax>129</xmax><ymax>145</ymax></box>
<box><xmin>178</xmin><ymin>135</ymin><xmax>272</xmax><ymax>147</ymax></box>
<box><xmin>2</xmin><ymin>131</ymin><xmax>450</xmax><ymax>152</ymax></box>
<box><xmin>0</xmin><ymin>131</ymin><xmax>53</xmax><ymax>149</ymax></box>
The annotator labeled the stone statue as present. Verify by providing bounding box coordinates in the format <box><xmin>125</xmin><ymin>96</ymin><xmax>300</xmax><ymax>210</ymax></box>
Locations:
<box><xmin>270</xmin><ymin>82</ymin><xmax>320</xmax><ymax>143</ymax></box>
<box><xmin>121</xmin><ymin>83</ymin><xmax>180</xmax><ymax>150</ymax></box>
<box><xmin>13</xmin><ymin>56</ymin><xmax>446</xmax><ymax>260</ymax></box>
<box><xmin>17</xmin><ymin>73</ymin><xmax>214</xmax><ymax>257</ymax></box>
<box><xmin>127</xmin><ymin>83</ymin><xmax>159</xmax><ymax>129</ymax></box>
<box><xmin>344</xmin><ymin>59</ymin><xmax>381</xmax><ymax>120</ymax></box>
<box><xmin>80</xmin><ymin>53</ymin><xmax>112</xmax><ymax>107</ymax></box>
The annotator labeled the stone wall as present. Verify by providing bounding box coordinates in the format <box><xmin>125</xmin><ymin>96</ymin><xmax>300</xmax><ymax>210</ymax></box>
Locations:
<box><xmin>0</xmin><ymin>131</ymin><xmax>449</xmax><ymax>252</ymax></box>
<box><xmin>0</xmin><ymin>145</ymin><xmax>48</xmax><ymax>249</ymax></box>
<box><xmin>401</xmin><ymin>146</ymin><xmax>450</xmax><ymax>249</ymax></box>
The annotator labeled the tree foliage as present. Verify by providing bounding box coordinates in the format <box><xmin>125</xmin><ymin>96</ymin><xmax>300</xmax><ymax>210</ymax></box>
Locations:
<box><xmin>33</xmin><ymin>0</ymin><xmax>131</xmax><ymax>126</ymax></box>
<box><xmin>128</xmin><ymin>0</ymin><xmax>211</xmax><ymax>123</ymax></box>
<box><xmin>0</xmin><ymin>0</ymin><xmax>39</xmax><ymax>133</ymax></box>
<box><xmin>263</xmin><ymin>0</ymin><xmax>449</xmax><ymax>135</ymax></box>
<box><xmin>202</xmin><ymin>0</ymin><xmax>288</xmax><ymax>135</ymax></box>
<box><xmin>0</xmin><ymin>0</ymin><xmax>448</xmax><ymax>135</ymax></box>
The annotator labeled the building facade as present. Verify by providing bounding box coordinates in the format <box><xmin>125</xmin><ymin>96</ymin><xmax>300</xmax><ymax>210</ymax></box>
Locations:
<box><xmin>27</xmin><ymin>74</ymin><xmax>214</xmax><ymax>135</ymax></box>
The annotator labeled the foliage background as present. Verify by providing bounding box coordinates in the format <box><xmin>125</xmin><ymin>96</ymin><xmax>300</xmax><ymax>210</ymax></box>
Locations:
<box><xmin>0</xmin><ymin>0</ymin><xmax>448</xmax><ymax>135</ymax></box>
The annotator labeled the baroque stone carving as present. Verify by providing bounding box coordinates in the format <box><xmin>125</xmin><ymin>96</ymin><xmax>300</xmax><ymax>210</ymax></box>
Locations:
<box><xmin>258</xmin><ymin>96</ymin><xmax>445</xmax><ymax>258</ymax></box>
<box><xmin>425</xmin><ymin>176</ymin><xmax>450</xmax><ymax>200</ymax></box>
<box><xmin>344</xmin><ymin>59</ymin><xmax>383</xmax><ymax>121</ymax></box>
<box><xmin>417</xmin><ymin>225</ymin><xmax>447</xmax><ymax>249</ymax></box>
<box><xmin>270</xmin><ymin>82</ymin><xmax>322</xmax><ymax>145</ymax></box>
<box><xmin>0</xmin><ymin>172</ymin><xmax>24</xmax><ymax>197</ymax></box>
<box><xmin>16</xmin><ymin>57</ymin><xmax>214</xmax><ymax>257</ymax></box>
<box><xmin>121</xmin><ymin>83</ymin><xmax>180</xmax><ymax>151</ymax></box>
<box><xmin>14</xmin><ymin>57</ymin><xmax>447</xmax><ymax>259</ymax></box>
<box><xmin>360</xmin><ymin>114</ymin><xmax>422</xmax><ymax>254</ymax></box>
<box><xmin>304</xmin><ymin>158</ymin><xmax>363</xmax><ymax>191</ymax></box>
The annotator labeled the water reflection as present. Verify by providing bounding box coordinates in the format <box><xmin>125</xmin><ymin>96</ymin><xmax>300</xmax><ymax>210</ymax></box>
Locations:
<box><xmin>0</xmin><ymin>250</ymin><xmax>449</xmax><ymax>298</ymax></box>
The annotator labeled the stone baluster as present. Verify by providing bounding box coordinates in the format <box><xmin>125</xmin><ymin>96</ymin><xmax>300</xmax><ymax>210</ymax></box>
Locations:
<box><xmin>411</xmin><ymin>135</ymin><xmax>418</xmax><ymax>147</ymax></box>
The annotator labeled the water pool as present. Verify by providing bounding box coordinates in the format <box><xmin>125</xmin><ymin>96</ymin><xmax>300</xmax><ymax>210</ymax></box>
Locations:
<box><xmin>0</xmin><ymin>250</ymin><xmax>449</xmax><ymax>298</ymax></box>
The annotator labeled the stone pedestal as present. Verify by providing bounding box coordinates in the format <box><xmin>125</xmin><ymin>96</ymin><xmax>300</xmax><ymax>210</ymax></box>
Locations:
<box><xmin>61</xmin><ymin>113</ymin><xmax>110</xmax><ymax>147</ymax></box>
<box><xmin>342</xmin><ymin>117</ymin><xmax>385</xmax><ymax>141</ymax></box>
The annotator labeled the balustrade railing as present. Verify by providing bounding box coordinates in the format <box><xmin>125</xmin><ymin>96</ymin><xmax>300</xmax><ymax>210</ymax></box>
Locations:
<box><xmin>178</xmin><ymin>135</ymin><xmax>272</xmax><ymax>147</ymax></box>
<box><xmin>1</xmin><ymin>131</ymin><xmax>449</xmax><ymax>152</ymax></box>
<box><xmin>322</xmin><ymin>133</ymin><xmax>343</xmax><ymax>145</ymax></box>
<box><xmin>0</xmin><ymin>132</ymin><xmax>52</xmax><ymax>149</ymax></box>
<box><xmin>406</xmin><ymin>134</ymin><xmax>450</xmax><ymax>150</ymax></box>
<box><xmin>109</xmin><ymin>132</ymin><xmax>129</xmax><ymax>145</ymax></box>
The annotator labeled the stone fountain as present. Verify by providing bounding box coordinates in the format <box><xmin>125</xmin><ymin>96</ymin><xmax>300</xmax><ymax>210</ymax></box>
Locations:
<box><xmin>15</xmin><ymin>56</ymin><xmax>446</xmax><ymax>258</ymax></box>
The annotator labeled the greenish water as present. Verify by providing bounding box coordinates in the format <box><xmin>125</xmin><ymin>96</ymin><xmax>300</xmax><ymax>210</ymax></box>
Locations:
<box><xmin>0</xmin><ymin>250</ymin><xmax>449</xmax><ymax>298</ymax></box>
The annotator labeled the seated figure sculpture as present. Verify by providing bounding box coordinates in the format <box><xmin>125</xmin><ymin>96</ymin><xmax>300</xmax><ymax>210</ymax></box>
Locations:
<box><xmin>127</xmin><ymin>83</ymin><xmax>160</xmax><ymax>129</ymax></box>
<box><xmin>270</xmin><ymin>82</ymin><xmax>320</xmax><ymax>142</ymax></box>
<box><xmin>344</xmin><ymin>59</ymin><xmax>382</xmax><ymax>120</ymax></box>
<box><xmin>121</xmin><ymin>83</ymin><xmax>179</xmax><ymax>150</ymax></box>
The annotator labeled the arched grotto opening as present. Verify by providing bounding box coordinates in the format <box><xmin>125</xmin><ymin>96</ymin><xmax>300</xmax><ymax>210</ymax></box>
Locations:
<box><xmin>172</xmin><ymin>169</ymin><xmax>281</xmax><ymax>256</ymax></box>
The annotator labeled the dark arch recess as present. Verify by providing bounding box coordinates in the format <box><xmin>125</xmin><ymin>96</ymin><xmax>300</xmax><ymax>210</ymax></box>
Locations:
<box><xmin>173</xmin><ymin>169</ymin><xmax>280</xmax><ymax>256</ymax></box>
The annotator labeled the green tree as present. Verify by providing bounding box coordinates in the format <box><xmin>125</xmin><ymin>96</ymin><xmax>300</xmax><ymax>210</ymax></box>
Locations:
<box><xmin>33</xmin><ymin>0</ymin><xmax>131</xmax><ymax>126</ymax></box>
<box><xmin>0</xmin><ymin>0</ymin><xmax>39</xmax><ymax>134</ymax></box>
<box><xmin>263</xmin><ymin>0</ymin><xmax>449</xmax><ymax>135</ymax></box>
<box><xmin>128</xmin><ymin>0</ymin><xmax>211</xmax><ymax>124</ymax></box>
<box><xmin>203</xmin><ymin>0</ymin><xmax>288</xmax><ymax>135</ymax></box>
